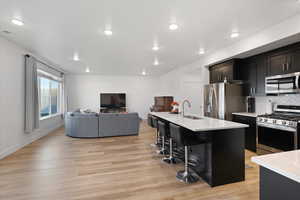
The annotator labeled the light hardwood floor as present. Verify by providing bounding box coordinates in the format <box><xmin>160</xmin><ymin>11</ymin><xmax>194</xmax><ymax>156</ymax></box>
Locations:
<box><xmin>0</xmin><ymin>122</ymin><xmax>259</xmax><ymax>200</ymax></box>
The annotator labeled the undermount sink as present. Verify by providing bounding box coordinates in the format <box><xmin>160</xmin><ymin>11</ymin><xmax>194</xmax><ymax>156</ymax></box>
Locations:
<box><xmin>183</xmin><ymin>115</ymin><xmax>202</xmax><ymax>120</ymax></box>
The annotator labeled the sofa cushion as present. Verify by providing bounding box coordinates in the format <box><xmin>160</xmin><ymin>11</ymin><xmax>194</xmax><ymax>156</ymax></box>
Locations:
<box><xmin>99</xmin><ymin>113</ymin><xmax>139</xmax><ymax>137</ymax></box>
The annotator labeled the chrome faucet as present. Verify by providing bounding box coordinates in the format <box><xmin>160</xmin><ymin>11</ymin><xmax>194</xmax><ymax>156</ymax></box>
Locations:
<box><xmin>182</xmin><ymin>99</ymin><xmax>191</xmax><ymax>117</ymax></box>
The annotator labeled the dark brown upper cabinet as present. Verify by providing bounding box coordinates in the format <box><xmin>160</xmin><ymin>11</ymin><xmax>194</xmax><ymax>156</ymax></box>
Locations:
<box><xmin>209</xmin><ymin>59</ymin><xmax>240</xmax><ymax>83</ymax></box>
<box><xmin>256</xmin><ymin>55</ymin><xmax>268</xmax><ymax>95</ymax></box>
<box><xmin>267</xmin><ymin>50</ymin><xmax>291</xmax><ymax>76</ymax></box>
<box><xmin>239</xmin><ymin>55</ymin><xmax>267</xmax><ymax>96</ymax></box>
<box><xmin>289</xmin><ymin>46</ymin><xmax>300</xmax><ymax>73</ymax></box>
<box><xmin>240</xmin><ymin>57</ymin><xmax>257</xmax><ymax>96</ymax></box>
<box><xmin>267</xmin><ymin>43</ymin><xmax>300</xmax><ymax>76</ymax></box>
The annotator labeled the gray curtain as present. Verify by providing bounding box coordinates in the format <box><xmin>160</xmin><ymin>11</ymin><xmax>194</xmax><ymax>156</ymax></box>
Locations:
<box><xmin>25</xmin><ymin>55</ymin><xmax>40</xmax><ymax>133</ymax></box>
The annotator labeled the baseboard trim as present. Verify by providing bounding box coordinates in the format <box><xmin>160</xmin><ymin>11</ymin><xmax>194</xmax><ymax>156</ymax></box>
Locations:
<box><xmin>0</xmin><ymin>123</ymin><xmax>63</xmax><ymax>160</ymax></box>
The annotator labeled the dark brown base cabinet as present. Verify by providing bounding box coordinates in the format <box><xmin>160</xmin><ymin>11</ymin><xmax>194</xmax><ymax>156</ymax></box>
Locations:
<box><xmin>232</xmin><ymin>114</ymin><xmax>257</xmax><ymax>152</ymax></box>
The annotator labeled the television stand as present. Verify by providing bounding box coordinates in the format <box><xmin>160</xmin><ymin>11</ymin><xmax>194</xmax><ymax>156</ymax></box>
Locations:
<box><xmin>100</xmin><ymin>107</ymin><xmax>127</xmax><ymax>113</ymax></box>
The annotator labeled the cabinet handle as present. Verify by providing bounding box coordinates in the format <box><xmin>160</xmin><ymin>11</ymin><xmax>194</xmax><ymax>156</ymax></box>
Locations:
<box><xmin>287</xmin><ymin>63</ymin><xmax>290</xmax><ymax>71</ymax></box>
<box><xmin>282</xmin><ymin>64</ymin><xmax>285</xmax><ymax>72</ymax></box>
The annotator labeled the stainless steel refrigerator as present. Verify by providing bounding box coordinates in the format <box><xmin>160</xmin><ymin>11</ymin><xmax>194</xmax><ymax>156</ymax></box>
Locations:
<box><xmin>204</xmin><ymin>83</ymin><xmax>245</xmax><ymax>120</ymax></box>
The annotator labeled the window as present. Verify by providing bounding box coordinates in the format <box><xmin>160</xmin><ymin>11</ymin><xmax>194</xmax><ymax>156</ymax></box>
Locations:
<box><xmin>38</xmin><ymin>71</ymin><xmax>63</xmax><ymax>119</ymax></box>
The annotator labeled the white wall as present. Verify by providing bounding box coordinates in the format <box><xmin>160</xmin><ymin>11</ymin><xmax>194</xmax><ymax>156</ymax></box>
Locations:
<box><xmin>255</xmin><ymin>95</ymin><xmax>300</xmax><ymax>115</ymax></box>
<box><xmin>65</xmin><ymin>74</ymin><xmax>162</xmax><ymax>119</ymax></box>
<box><xmin>0</xmin><ymin>37</ymin><xmax>64</xmax><ymax>159</ymax></box>
<box><xmin>159</xmin><ymin>65</ymin><xmax>209</xmax><ymax>115</ymax></box>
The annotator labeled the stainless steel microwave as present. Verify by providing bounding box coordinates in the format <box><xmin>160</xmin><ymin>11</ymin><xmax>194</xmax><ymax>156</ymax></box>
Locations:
<box><xmin>266</xmin><ymin>72</ymin><xmax>300</xmax><ymax>95</ymax></box>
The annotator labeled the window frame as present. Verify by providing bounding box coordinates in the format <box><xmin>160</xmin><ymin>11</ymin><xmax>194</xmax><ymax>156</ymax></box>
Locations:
<box><xmin>37</xmin><ymin>70</ymin><xmax>63</xmax><ymax>121</ymax></box>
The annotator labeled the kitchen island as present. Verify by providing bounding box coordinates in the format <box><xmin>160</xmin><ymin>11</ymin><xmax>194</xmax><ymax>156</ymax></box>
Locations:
<box><xmin>150</xmin><ymin>112</ymin><xmax>249</xmax><ymax>187</ymax></box>
<box><xmin>252</xmin><ymin>151</ymin><xmax>300</xmax><ymax>200</ymax></box>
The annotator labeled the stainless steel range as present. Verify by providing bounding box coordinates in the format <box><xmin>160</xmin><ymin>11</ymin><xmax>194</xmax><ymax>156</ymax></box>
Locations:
<box><xmin>257</xmin><ymin>105</ymin><xmax>300</xmax><ymax>155</ymax></box>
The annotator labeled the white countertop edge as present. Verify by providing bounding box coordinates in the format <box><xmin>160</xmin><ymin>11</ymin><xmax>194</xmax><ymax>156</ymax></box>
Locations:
<box><xmin>150</xmin><ymin>112</ymin><xmax>249</xmax><ymax>132</ymax></box>
<box><xmin>232</xmin><ymin>112</ymin><xmax>258</xmax><ymax>118</ymax></box>
<box><xmin>251</xmin><ymin>155</ymin><xmax>300</xmax><ymax>183</ymax></box>
<box><xmin>191</xmin><ymin>125</ymin><xmax>249</xmax><ymax>132</ymax></box>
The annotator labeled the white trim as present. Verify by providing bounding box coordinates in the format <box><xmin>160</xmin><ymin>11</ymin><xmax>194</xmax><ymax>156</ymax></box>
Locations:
<box><xmin>37</xmin><ymin>69</ymin><xmax>63</xmax><ymax>82</ymax></box>
<box><xmin>40</xmin><ymin>113</ymin><xmax>62</xmax><ymax>121</ymax></box>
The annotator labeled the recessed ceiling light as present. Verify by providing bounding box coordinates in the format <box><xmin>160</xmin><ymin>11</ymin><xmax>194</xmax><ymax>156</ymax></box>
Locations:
<box><xmin>152</xmin><ymin>45</ymin><xmax>159</xmax><ymax>51</ymax></box>
<box><xmin>73</xmin><ymin>53</ymin><xmax>80</xmax><ymax>61</ymax></box>
<box><xmin>231</xmin><ymin>32</ymin><xmax>239</xmax><ymax>38</ymax></box>
<box><xmin>142</xmin><ymin>71</ymin><xmax>146</xmax><ymax>76</ymax></box>
<box><xmin>153</xmin><ymin>59</ymin><xmax>159</xmax><ymax>66</ymax></box>
<box><xmin>198</xmin><ymin>48</ymin><xmax>205</xmax><ymax>55</ymax></box>
<box><xmin>85</xmin><ymin>67</ymin><xmax>90</xmax><ymax>73</ymax></box>
<box><xmin>11</xmin><ymin>18</ymin><xmax>24</xmax><ymax>26</ymax></box>
<box><xmin>169</xmin><ymin>23</ymin><xmax>178</xmax><ymax>30</ymax></box>
<box><xmin>104</xmin><ymin>30</ymin><xmax>112</xmax><ymax>36</ymax></box>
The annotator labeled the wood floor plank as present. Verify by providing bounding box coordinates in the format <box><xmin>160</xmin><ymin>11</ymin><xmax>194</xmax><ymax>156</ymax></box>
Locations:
<box><xmin>0</xmin><ymin>122</ymin><xmax>259</xmax><ymax>200</ymax></box>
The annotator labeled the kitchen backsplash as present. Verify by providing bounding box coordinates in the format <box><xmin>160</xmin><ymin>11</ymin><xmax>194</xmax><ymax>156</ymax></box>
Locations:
<box><xmin>255</xmin><ymin>94</ymin><xmax>300</xmax><ymax>114</ymax></box>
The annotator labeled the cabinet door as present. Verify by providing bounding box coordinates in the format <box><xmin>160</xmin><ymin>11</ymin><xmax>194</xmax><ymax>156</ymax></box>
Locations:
<box><xmin>221</xmin><ymin>64</ymin><xmax>234</xmax><ymax>82</ymax></box>
<box><xmin>240</xmin><ymin>58</ymin><xmax>257</xmax><ymax>96</ymax></box>
<box><xmin>289</xmin><ymin>47</ymin><xmax>300</xmax><ymax>73</ymax></box>
<box><xmin>256</xmin><ymin>55</ymin><xmax>267</xmax><ymax>95</ymax></box>
<box><xmin>268</xmin><ymin>52</ymin><xmax>289</xmax><ymax>76</ymax></box>
<box><xmin>210</xmin><ymin>67</ymin><xmax>218</xmax><ymax>83</ymax></box>
<box><xmin>232</xmin><ymin>115</ymin><xmax>257</xmax><ymax>152</ymax></box>
<box><xmin>209</xmin><ymin>60</ymin><xmax>238</xmax><ymax>83</ymax></box>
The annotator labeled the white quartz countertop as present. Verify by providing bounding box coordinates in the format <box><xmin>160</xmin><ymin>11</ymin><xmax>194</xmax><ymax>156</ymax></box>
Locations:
<box><xmin>232</xmin><ymin>112</ymin><xmax>258</xmax><ymax>118</ymax></box>
<box><xmin>150</xmin><ymin>112</ymin><xmax>248</xmax><ymax>132</ymax></box>
<box><xmin>252</xmin><ymin>150</ymin><xmax>300</xmax><ymax>183</ymax></box>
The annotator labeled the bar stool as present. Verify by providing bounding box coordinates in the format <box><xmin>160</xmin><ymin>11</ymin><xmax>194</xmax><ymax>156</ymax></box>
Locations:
<box><xmin>151</xmin><ymin>116</ymin><xmax>160</xmax><ymax>146</ymax></box>
<box><xmin>157</xmin><ymin>121</ymin><xmax>169</xmax><ymax>155</ymax></box>
<box><xmin>169</xmin><ymin>123</ymin><xmax>206</xmax><ymax>184</ymax></box>
<box><xmin>163</xmin><ymin>123</ymin><xmax>177</xmax><ymax>164</ymax></box>
<box><xmin>147</xmin><ymin>114</ymin><xmax>153</xmax><ymax>127</ymax></box>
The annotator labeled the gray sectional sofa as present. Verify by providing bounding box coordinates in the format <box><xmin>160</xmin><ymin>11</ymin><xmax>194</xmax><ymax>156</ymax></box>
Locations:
<box><xmin>65</xmin><ymin>112</ymin><xmax>140</xmax><ymax>138</ymax></box>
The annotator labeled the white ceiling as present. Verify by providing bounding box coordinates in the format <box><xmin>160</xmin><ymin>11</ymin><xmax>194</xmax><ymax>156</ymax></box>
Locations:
<box><xmin>0</xmin><ymin>0</ymin><xmax>300</xmax><ymax>75</ymax></box>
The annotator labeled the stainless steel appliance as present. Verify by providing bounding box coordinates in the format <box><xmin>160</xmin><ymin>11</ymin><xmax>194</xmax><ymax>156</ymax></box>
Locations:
<box><xmin>204</xmin><ymin>83</ymin><xmax>245</xmax><ymax>120</ymax></box>
<box><xmin>265</xmin><ymin>72</ymin><xmax>300</xmax><ymax>95</ymax></box>
<box><xmin>257</xmin><ymin>105</ymin><xmax>300</xmax><ymax>155</ymax></box>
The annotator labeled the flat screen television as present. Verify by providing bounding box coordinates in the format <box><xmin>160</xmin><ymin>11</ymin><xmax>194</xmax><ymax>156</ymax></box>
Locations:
<box><xmin>100</xmin><ymin>93</ymin><xmax>126</xmax><ymax>108</ymax></box>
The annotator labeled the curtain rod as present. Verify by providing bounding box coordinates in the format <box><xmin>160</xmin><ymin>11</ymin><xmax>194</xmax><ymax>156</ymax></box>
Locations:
<box><xmin>25</xmin><ymin>54</ymin><xmax>66</xmax><ymax>74</ymax></box>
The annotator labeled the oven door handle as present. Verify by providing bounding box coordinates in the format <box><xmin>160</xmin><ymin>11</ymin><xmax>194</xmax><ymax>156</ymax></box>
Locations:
<box><xmin>296</xmin><ymin>75</ymin><xmax>300</xmax><ymax>89</ymax></box>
